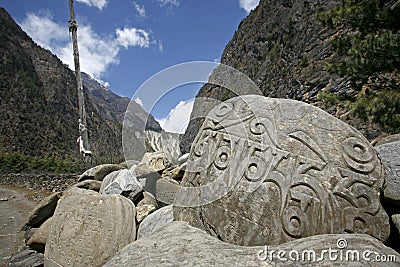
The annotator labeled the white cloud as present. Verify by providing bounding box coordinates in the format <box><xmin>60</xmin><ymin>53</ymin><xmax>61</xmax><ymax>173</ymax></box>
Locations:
<box><xmin>20</xmin><ymin>11</ymin><xmax>156</xmax><ymax>81</ymax></box>
<box><xmin>20</xmin><ymin>12</ymin><xmax>68</xmax><ymax>50</ymax></box>
<box><xmin>58</xmin><ymin>25</ymin><xmax>120</xmax><ymax>80</ymax></box>
<box><xmin>134</xmin><ymin>97</ymin><xmax>143</xmax><ymax>107</ymax></box>
<box><xmin>239</xmin><ymin>0</ymin><xmax>260</xmax><ymax>13</ymax></box>
<box><xmin>116</xmin><ymin>27</ymin><xmax>150</xmax><ymax>49</ymax></box>
<box><xmin>133</xmin><ymin>2</ymin><xmax>146</xmax><ymax>18</ymax></box>
<box><xmin>75</xmin><ymin>0</ymin><xmax>108</xmax><ymax>10</ymax></box>
<box><xmin>157</xmin><ymin>100</ymin><xmax>194</xmax><ymax>134</ymax></box>
<box><xmin>158</xmin><ymin>0</ymin><xmax>180</xmax><ymax>7</ymax></box>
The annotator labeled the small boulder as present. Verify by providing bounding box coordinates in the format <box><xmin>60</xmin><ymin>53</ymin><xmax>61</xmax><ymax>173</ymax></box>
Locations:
<box><xmin>137</xmin><ymin>205</ymin><xmax>174</xmax><ymax>239</ymax></box>
<box><xmin>161</xmin><ymin>163</ymin><xmax>186</xmax><ymax>181</ymax></box>
<box><xmin>373</xmin><ymin>134</ymin><xmax>400</xmax><ymax>147</ymax></box>
<box><xmin>21</xmin><ymin>192</ymin><xmax>61</xmax><ymax>230</ymax></box>
<box><xmin>178</xmin><ymin>153</ymin><xmax>189</xmax><ymax>165</ymax></box>
<box><xmin>136</xmin><ymin>204</ymin><xmax>157</xmax><ymax>223</ymax></box>
<box><xmin>392</xmin><ymin>214</ymin><xmax>400</xmax><ymax>235</ymax></box>
<box><xmin>100</xmin><ymin>169</ymin><xmax>143</xmax><ymax>201</ymax></box>
<box><xmin>78</xmin><ymin>164</ymin><xmax>124</xmax><ymax>182</ymax></box>
<box><xmin>137</xmin><ymin>191</ymin><xmax>158</xmax><ymax>208</ymax></box>
<box><xmin>26</xmin><ymin>217</ymin><xmax>53</xmax><ymax>252</ymax></box>
<box><xmin>136</xmin><ymin>190</ymin><xmax>158</xmax><ymax>223</ymax></box>
<box><xmin>140</xmin><ymin>151</ymin><xmax>170</xmax><ymax>173</ymax></box>
<box><xmin>8</xmin><ymin>248</ymin><xmax>44</xmax><ymax>267</ymax></box>
<box><xmin>375</xmin><ymin>141</ymin><xmax>400</xmax><ymax>203</ymax></box>
<box><xmin>72</xmin><ymin>179</ymin><xmax>102</xmax><ymax>192</ymax></box>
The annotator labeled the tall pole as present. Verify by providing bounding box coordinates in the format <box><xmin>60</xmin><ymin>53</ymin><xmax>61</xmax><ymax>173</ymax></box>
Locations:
<box><xmin>68</xmin><ymin>0</ymin><xmax>92</xmax><ymax>163</ymax></box>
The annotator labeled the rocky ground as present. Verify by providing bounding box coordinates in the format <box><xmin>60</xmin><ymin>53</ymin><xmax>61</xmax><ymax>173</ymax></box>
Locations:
<box><xmin>0</xmin><ymin>185</ymin><xmax>50</xmax><ymax>267</ymax></box>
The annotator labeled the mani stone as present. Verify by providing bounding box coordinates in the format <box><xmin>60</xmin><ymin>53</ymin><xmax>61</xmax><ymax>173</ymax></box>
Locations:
<box><xmin>174</xmin><ymin>95</ymin><xmax>390</xmax><ymax>246</ymax></box>
<box><xmin>375</xmin><ymin>141</ymin><xmax>400</xmax><ymax>202</ymax></box>
<box><xmin>105</xmin><ymin>221</ymin><xmax>400</xmax><ymax>267</ymax></box>
<box><xmin>44</xmin><ymin>187</ymin><xmax>136</xmax><ymax>267</ymax></box>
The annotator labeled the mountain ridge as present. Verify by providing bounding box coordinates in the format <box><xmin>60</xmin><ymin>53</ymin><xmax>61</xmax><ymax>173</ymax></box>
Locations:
<box><xmin>0</xmin><ymin>7</ymin><xmax>160</xmax><ymax>172</ymax></box>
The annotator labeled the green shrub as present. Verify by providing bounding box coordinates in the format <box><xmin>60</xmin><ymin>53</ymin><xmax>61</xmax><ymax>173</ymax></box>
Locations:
<box><xmin>0</xmin><ymin>152</ymin><xmax>82</xmax><ymax>174</ymax></box>
<box><xmin>352</xmin><ymin>90</ymin><xmax>400</xmax><ymax>132</ymax></box>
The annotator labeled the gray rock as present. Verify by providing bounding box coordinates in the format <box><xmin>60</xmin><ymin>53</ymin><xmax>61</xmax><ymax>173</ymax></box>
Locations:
<box><xmin>26</xmin><ymin>217</ymin><xmax>53</xmax><ymax>252</ymax></box>
<box><xmin>72</xmin><ymin>179</ymin><xmax>102</xmax><ymax>192</ymax></box>
<box><xmin>119</xmin><ymin>159</ymin><xmax>139</xmax><ymax>170</ymax></box>
<box><xmin>140</xmin><ymin>151</ymin><xmax>171</xmax><ymax>173</ymax></box>
<box><xmin>44</xmin><ymin>187</ymin><xmax>136</xmax><ymax>267</ymax></box>
<box><xmin>161</xmin><ymin>163</ymin><xmax>186</xmax><ymax>181</ymax></box>
<box><xmin>8</xmin><ymin>248</ymin><xmax>44</xmax><ymax>267</ymax></box>
<box><xmin>392</xmin><ymin>214</ymin><xmax>400</xmax><ymax>235</ymax></box>
<box><xmin>137</xmin><ymin>205</ymin><xmax>174</xmax><ymax>239</ymax></box>
<box><xmin>21</xmin><ymin>192</ymin><xmax>61</xmax><ymax>230</ymax></box>
<box><xmin>375</xmin><ymin>141</ymin><xmax>400</xmax><ymax>202</ymax></box>
<box><xmin>136</xmin><ymin>192</ymin><xmax>158</xmax><ymax>223</ymax></box>
<box><xmin>134</xmin><ymin>163</ymin><xmax>158</xmax><ymax>178</ymax></box>
<box><xmin>100</xmin><ymin>169</ymin><xmax>143</xmax><ymax>201</ymax></box>
<box><xmin>136</xmin><ymin>204</ymin><xmax>157</xmax><ymax>223</ymax></box>
<box><xmin>156</xmin><ymin>178</ymin><xmax>180</xmax><ymax>206</ymax></box>
<box><xmin>24</xmin><ymin>228</ymin><xmax>36</xmax><ymax>244</ymax></box>
<box><xmin>138</xmin><ymin>191</ymin><xmax>158</xmax><ymax>209</ymax></box>
<box><xmin>373</xmin><ymin>134</ymin><xmax>400</xmax><ymax>147</ymax></box>
<box><xmin>78</xmin><ymin>164</ymin><xmax>124</xmax><ymax>182</ymax></box>
<box><xmin>106</xmin><ymin>221</ymin><xmax>400</xmax><ymax>267</ymax></box>
<box><xmin>178</xmin><ymin>153</ymin><xmax>189</xmax><ymax>165</ymax></box>
<box><xmin>175</xmin><ymin>96</ymin><xmax>390</xmax><ymax>246</ymax></box>
<box><xmin>136</xmin><ymin>172</ymin><xmax>161</xmax><ymax>197</ymax></box>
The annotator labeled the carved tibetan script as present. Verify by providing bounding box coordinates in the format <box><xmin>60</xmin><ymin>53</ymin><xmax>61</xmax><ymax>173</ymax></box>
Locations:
<box><xmin>174</xmin><ymin>95</ymin><xmax>390</xmax><ymax>246</ymax></box>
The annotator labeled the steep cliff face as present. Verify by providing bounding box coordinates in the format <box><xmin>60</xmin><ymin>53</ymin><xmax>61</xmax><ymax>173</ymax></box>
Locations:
<box><xmin>0</xmin><ymin>8</ymin><xmax>157</xmax><ymax>169</ymax></box>
<box><xmin>82</xmin><ymin>72</ymin><xmax>161</xmax><ymax>132</ymax></box>
<box><xmin>181</xmin><ymin>0</ymin><xmax>399</xmax><ymax>153</ymax></box>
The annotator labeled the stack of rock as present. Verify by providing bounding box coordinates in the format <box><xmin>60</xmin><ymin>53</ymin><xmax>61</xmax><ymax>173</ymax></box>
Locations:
<box><xmin>10</xmin><ymin>96</ymin><xmax>400</xmax><ymax>266</ymax></box>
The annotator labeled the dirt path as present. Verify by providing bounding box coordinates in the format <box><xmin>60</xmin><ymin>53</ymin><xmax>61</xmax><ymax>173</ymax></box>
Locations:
<box><xmin>0</xmin><ymin>185</ymin><xmax>50</xmax><ymax>267</ymax></box>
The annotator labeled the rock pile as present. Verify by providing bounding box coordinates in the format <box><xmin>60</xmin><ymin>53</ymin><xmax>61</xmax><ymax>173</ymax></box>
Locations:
<box><xmin>11</xmin><ymin>96</ymin><xmax>400</xmax><ymax>266</ymax></box>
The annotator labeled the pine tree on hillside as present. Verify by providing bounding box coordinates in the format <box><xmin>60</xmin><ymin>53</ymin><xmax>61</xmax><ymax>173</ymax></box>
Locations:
<box><xmin>318</xmin><ymin>0</ymin><xmax>400</xmax><ymax>132</ymax></box>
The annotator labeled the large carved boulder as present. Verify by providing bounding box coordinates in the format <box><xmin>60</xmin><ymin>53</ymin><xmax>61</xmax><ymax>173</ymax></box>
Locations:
<box><xmin>44</xmin><ymin>187</ymin><xmax>136</xmax><ymax>267</ymax></box>
<box><xmin>174</xmin><ymin>95</ymin><xmax>390</xmax><ymax>246</ymax></box>
<box><xmin>106</xmin><ymin>221</ymin><xmax>399</xmax><ymax>266</ymax></box>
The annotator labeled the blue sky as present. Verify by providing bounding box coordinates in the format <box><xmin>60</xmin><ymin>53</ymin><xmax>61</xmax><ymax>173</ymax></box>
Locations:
<box><xmin>1</xmin><ymin>0</ymin><xmax>260</xmax><ymax>132</ymax></box>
